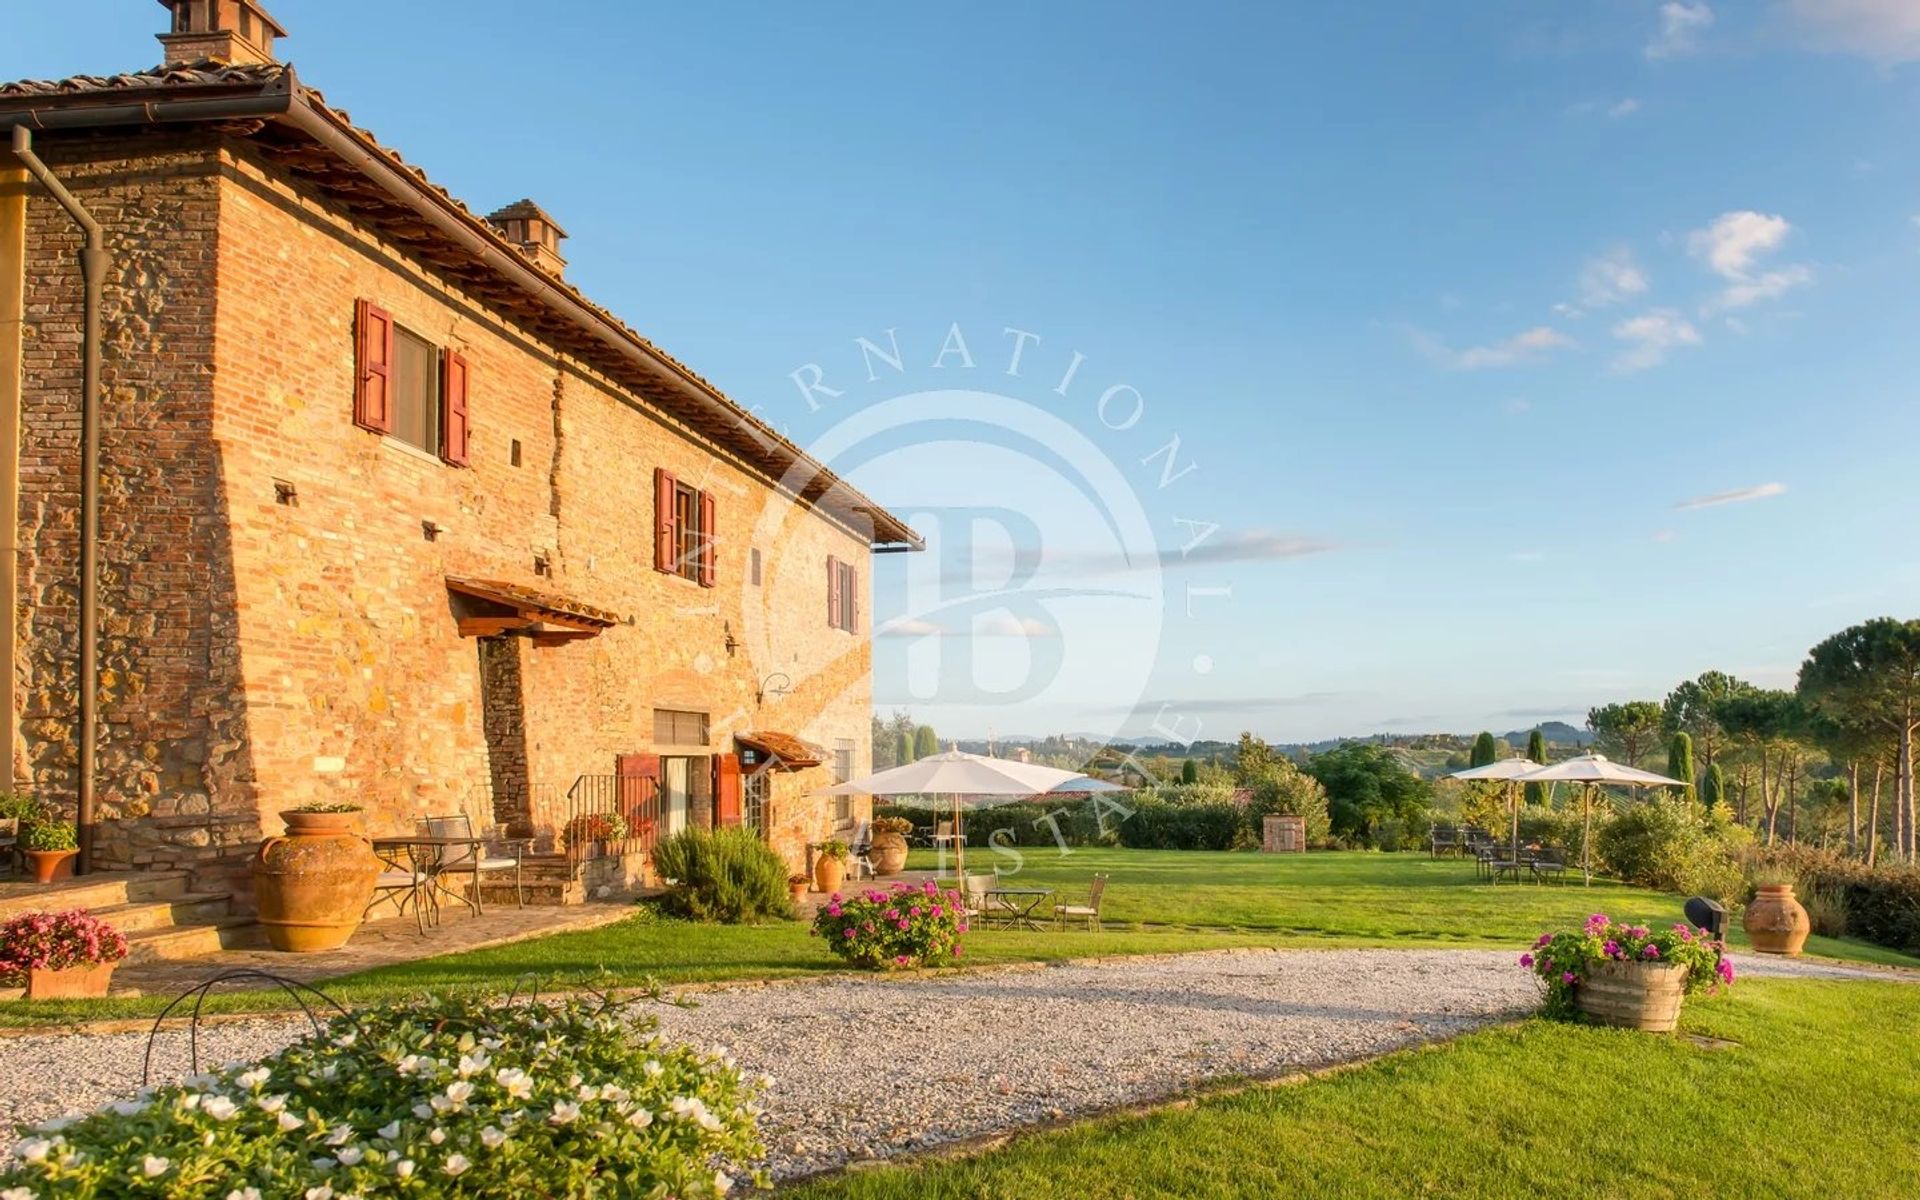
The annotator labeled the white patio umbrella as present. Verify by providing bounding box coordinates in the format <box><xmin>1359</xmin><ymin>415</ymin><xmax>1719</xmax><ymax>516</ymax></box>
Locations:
<box><xmin>1510</xmin><ymin>754</ymin><xmax>1685</xmax><ymax>885</ymax></box>
<box><xmin>1446</xmin><ymin>757</ymin><xmax>1540</xmax><ymax>862</ymax></box>
<box><xmin>815</xmin><ymin>749</ymin><xmax>1112</xmax><ymax>877</ymax></box>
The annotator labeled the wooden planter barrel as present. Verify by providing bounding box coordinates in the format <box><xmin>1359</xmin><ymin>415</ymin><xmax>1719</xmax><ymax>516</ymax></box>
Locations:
<box><xmin>1743</xmin><ymin>884</ymin><xmax>1810</xmax><ymax>956</ymax></box>
<box><xmin>1574</xmin><ymin>960</ymin><xmax>1689</xmax><ymax>1032</ymax></box>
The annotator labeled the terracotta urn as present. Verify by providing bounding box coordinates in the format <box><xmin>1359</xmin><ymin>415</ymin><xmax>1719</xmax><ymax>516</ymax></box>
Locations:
<box><xmin>870</xmin><ymin>832</ymin><xmax>909</xmax><ymax>876</ymax></box>
<box><xmin>26</xmin><ymin>849</ymin><xmax>77</xmax><ymax>885</ymax></box>
<box><xmin>1573</xmin><ymin>959</ymin><xmax>1689</xmax><ymax>1032</ymax></box>
<box><xmin>253</xmin><ymin>810</ymin><xmax>379</xmax><ymax>953</ymax></box>
<box><xmin>1743</xmin><ymin>884</ymin><xmax>1811</xmax><ymax>956</ymax></box>
<box><xmin>26</xmin><ymin>960</ymin><xmax>116</xmax><ymax>1000</ymax></box>
<box><xmin>814</xmin><ymin>854</ymin><xmax>846</xmax><ymax>895</ymax></box>
<box><xmin>788</xmin><ymin>877</ymin><xmax>810</xmax><ymax>903</ymax></box>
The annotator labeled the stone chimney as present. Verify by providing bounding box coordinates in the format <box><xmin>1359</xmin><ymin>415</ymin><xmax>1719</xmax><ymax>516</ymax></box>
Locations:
<box><xmin>157</xmin><ymin>0</ymin><xmax>288</xmax><ymax>67</ymax></box>
<box><xmin>486</xmin><ymin>200</ymin><xmax>569</xmax><ymax>278</ymax></box>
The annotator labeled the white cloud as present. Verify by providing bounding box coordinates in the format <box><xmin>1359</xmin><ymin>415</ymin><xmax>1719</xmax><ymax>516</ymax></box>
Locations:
<box><xmin>1416</xmin><ymin>325</ymin><xmax>1575</xmax><ymax>370</ymax></box>
<box><xmin>1505</xmin><ymin>397</ymin><xmax>1533</xmax><ymax>415</ymax></box>
<box><xmin>1672</xmin><ymin>482</ymin><xmax>1788</xmax><ymax>510</ymax></box>
<box><xmin>974</xmin><ymin>612</ymin><xmax>1057</xmax><ymax>638</ymax></box>
<box><xmin>1578</xmin><ymin>247</ymin><xmax>1651</xmax><ymax>308</ymax></box>
<box><xmin>1608</xmin><ymin>97</ymin><xmax>1643</xmax><ymax>118</ymax></box>
<box><xmin>1688</xmin><ymin>211</ymin><xmax>1792</xmax><ymax>277</ymax></box>
<box><xmin>1651</xmin><ymin>529</ymin><xmax>1679</xmax><ymax>543</ymax></box>
<box><xmin>875</xmin><ymin>616</ymin><xmax>943</xmax><ymax>638</ymax></box>
<box><xmin>1611</xmin><ymin>308</ymin><xmax>1703</xmax><ymax>371</ymax></box>
<box><xmin>1687</xmin><ymin>211</ymin><xmax>1812</xmax><ymax>311</ymax></box>
<box><xmin>1647</xmin><ymin>2</ymin><xmax>1714</xmax><ymax>59</ymax></box>
<box><xmin>1788</xmin><ymin>0</ymin><xmax>1920</xmax><ymax>64</ymax></box>
<box><xmin>1566</xmin><ymin>97</ymin><xmax>1643</xmax><ymax>118</ymax></box>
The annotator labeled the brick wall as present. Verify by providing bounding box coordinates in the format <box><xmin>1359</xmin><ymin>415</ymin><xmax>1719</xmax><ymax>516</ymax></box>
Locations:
<box><xmin>14</xmin><ymin>130</ymin><xmax>877</xmax><ymax>879</ymax></box>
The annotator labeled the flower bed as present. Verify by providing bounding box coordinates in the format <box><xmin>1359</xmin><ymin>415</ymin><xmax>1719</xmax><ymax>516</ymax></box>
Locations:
<box><xmin>0</xmin><ymin>991</ymin><xmax>765</xmax><ymax>1197</ymax></box>
<box><xmin>811</xmin><ymin>880</ymin><xmax>966</xmax><ymax>969</ymax></box>
<box><xmin>1521</xmin><ymin>912</ymin><xmax>1734</xmax><ymax>1020</ymax></box>
<box><xmin>0</xmin><ymin>909</ymin><xmax>127</xmax><ymax>986</ymax></box>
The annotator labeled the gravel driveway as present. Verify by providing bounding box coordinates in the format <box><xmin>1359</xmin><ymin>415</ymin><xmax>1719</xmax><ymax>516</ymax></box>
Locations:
<box><xmin>1</xmin><ymin>947</ymin><xmax>1908</xmax><ymax>1180</ymax></box>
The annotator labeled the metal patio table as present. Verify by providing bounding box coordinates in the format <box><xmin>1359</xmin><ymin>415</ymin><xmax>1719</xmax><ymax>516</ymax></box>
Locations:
<box><xmin>984</xmin><ymin>887</ymin><xmax>1053</xmax><ymax>931</ymax></box>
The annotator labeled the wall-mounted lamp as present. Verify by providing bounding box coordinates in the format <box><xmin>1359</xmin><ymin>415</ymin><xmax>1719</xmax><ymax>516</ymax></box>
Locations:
<box><xmin>723</xmin><ymin>622</ymin><xmax>741</xmax><ymax>658</ymax></box>
<box><xmin>273</xmin><ymin>479</ymin><xmax>298</xmax><ymax>507</ymax></box>
<box><xmin>756</xmin><ymin>671</ymin><xmax>792</xmax><ymax>706</ymax></box>
<box><xmin>422</xmin><ymin>519</ymin><xmax>442</xmax><ymax>542</ymax></box>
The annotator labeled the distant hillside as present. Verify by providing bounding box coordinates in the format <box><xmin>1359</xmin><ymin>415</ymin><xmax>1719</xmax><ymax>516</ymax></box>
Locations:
<box><xmin>1501</xmin><ymin>720</ymin><xmax>1593</xmax><ymax>747</ymax></box>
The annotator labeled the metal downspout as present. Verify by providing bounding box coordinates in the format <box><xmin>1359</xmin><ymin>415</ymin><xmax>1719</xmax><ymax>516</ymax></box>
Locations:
<box><xmin>11</xmin><ymin>126</ymin><xmax>104</xmax><ymax>876</ymax></box>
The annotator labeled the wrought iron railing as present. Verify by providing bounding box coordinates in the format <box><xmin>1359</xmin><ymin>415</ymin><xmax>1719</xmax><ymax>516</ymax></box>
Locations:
<box><xmin>563</xmin><ymin>773</ymin><xmax>659</xmax><ymax>866</ymax></box>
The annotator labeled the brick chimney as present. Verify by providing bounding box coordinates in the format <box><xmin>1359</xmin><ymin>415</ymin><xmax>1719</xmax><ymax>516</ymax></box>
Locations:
<box><xmin>486</xmin><ymin>200</ymin><xmax>569</xmax><ymax>278</ymax></box>
<box><xmin>157</xmin><ymin>0</ymin><xmax>288</xmax><ymax>67</ymax></box>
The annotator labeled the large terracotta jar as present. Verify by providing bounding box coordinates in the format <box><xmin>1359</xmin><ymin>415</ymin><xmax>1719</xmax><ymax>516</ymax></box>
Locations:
<box><xmin>814</xmin><ymin>854</ymin><xmax>847</xmax><ymax>895</ymax></box>
<box><xmin>253</xmin><ymin>809</ymin><xmax>380</xmax><ymax>953</ymax></box>
<box><xmin>1574</xmin><ymin>960</ymin><xmax>1689</xmax><ymax>1032</ymax></box>
<box><xmin>1743</xmin><ymin>884</ymin><xmax>1811</xmax><ymax>956</ymax></box>
<box><xmin>870</xmin><ymin>831</ymin><xmax>909</xmax><ymax>876</ymax></box>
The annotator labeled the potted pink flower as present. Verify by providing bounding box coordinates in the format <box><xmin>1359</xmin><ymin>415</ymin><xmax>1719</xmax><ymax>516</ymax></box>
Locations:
<box><xmin>1521</xmin><ymin>912</ymin><xmax>1734</xmax><ymax>1032</ymax></box>
<box><xmin>0</xmin><ymin>908</ymin><xmax>130</xmax><ymax>999</ymax></box>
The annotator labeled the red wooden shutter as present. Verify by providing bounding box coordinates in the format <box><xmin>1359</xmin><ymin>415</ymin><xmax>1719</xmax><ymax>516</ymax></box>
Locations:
<box><xmin>440</xmin><ymin>350</ymin><xmax>471</xmax><ymax>466</ymax></box>
<box><xmin>697</xmin><ymin>490</ymin><xmax>716</xmax><ymax>587</ymax></box>
<box><xmin>616</xmin><ymin>753</ymin><xmax>661</xmax><ymax>843</ymax></box>
<box><xmin>827</xmin><ymin>555</ymin><xmax>842</xmax><ymax>629</ymax></box>
<box><xmin>353</xmin><ymin>299</ymin><xmax>394</xmax><ymax>433</ymax></box>
<box><xmin>654</xmin><ymin>468</ymin><xmax>677</xmax><ymax>573</ymax></box>
<box><xmin>714</xmin><ymin>753</ymin><xmax>742</xmax><ymax>827</ymax></box>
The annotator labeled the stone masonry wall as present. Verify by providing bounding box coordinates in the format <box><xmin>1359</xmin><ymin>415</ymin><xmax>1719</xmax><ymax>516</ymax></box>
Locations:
<box><xmin>13</xmin><ymin>129</ymin><xmax>878</xmax><ymax>883</ymax></box>
<box><xmin>13</xmin><ymin>132</ymin><xmax>255</xmax><ymax>870</ymax></box>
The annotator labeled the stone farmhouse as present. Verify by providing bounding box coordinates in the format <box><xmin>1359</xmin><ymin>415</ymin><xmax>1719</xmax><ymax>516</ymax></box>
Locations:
<box><xmin>0</xmin><ymin>1</ymin><xmax>920</xmax><ymax>913</ymax></box>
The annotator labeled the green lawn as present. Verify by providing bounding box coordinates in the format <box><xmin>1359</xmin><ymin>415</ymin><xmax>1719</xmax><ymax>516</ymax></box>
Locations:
<box><xmin>787</xmin><ymin>978</ymin><xmax>1920</xmax><ymax>1200</ymax></box>
<box><xmin>2</xmin><ymin>850</ymin><xmax>1911</xmax><ymax>1028</ymax></box>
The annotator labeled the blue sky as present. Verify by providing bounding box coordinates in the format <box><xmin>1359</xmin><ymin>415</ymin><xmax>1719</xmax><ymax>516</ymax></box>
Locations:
<box><xmin>9</xmin><ymin>2</ymin><xmax>1920</xmax><ymax>743</ymax></box>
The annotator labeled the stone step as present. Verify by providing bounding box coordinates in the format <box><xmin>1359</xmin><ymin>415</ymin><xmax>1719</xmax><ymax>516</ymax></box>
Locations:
<box><xmin>92</xmin><ymin>892</ymin><xmax>234</xmax><ymax>935</ymax></box>
<box><xmin>123</xmin><ymin>915</ymin><xmax>266</xmax><ymax>964</ymax></box>
<box><xmin>0</xmin><ymin>870</ymin><xmax>191</xmax><ymax>921</ymax></box>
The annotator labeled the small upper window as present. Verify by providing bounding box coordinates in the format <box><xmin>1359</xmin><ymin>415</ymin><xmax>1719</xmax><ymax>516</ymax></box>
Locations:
<box><xmin>653</xmin><ymin>708</ymin><xmax>710</xmax><ymax>746</ymax></box>
<box><xmin>749</xmin><ymin>548</ymin><xmax>762</xmax><ymax>586</ymax></box>
<box><xmin>673</xmin><ymin>483</ymin><xmax>703</xmax><ymax>582</ymax></box>
<box><xmin>389</xmin><ymin>326</ymin><xmax>441</xmax><ymax>455</ymax></box>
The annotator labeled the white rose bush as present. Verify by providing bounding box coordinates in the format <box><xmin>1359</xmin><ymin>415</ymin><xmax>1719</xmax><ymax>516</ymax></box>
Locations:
<box><xmin>0</xmin><ymin>990</ymin><xmax>765</xmax><ymax>1197</ymax></box>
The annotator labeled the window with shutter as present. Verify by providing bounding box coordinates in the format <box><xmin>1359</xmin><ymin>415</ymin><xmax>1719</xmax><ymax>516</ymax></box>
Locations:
<box><xmin>827</xmin><ymin>555</ymin><xmax>842</xmax><ymax>629</ymax></box>
<box><xmin>827</xmin><ymin>558</ymin><xmax>858</xmax><ymax>632</ymax></box>
<box><xmin>440</xmin><ymin>350</ymin><xmax>471</xmax><ymax>466</ymax></box>
<box><xmin>353</xmin><ymin>299</ymin><xmax>394</xmax><ymax>433</ymax></box>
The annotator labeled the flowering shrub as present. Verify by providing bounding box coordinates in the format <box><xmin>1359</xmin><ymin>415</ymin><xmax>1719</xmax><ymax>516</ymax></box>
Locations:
<box><xmin>0</xmin><ymin>990</ymin><xmax>765</xmax><ymax>1197</ymax></box>
<box><xmin>1521</xmin><ymin>912</ymin><xmax>1735</xmax><ymax>1019</ymax></box>
<box><xmin>812</xmin><ymin>880</ymin><xmax>965</xmax><ymax>969</ymax></box>
<box><xmin>0</xmin><ymin>909</ymin><xmax>127</xmax><ymax>985</ymax></box>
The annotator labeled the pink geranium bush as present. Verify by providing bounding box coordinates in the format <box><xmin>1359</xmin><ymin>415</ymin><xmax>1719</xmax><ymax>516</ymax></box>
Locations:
<box><xmin>1521</xmin><ymin>912</ymin><xmax>1734</xmax><ymax>1019</ymax></box>
<box><xmin>811</xmin><ymin>880</ymin><xmax>965</xmax><ymax>969</ymax></box>
<box><xmin>0</xmin><ymin>908</ymin><xmax>128</xmax><ymax>984</ymax></box>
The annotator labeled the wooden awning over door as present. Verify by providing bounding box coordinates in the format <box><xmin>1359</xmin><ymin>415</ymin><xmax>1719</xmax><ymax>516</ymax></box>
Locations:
<box><xmin>734</xmin><ymin>731</ymin><xmax>827</xmax><ymax>771</ymax></box>
<box><xmin>446</xmin><ymin>577</ymin><xmax>619</xmax><ymax>646</ymax></box>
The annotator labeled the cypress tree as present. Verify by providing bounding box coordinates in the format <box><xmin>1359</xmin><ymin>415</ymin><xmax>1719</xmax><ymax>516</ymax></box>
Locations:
<box><xmin>1469</xmin><ymin>731</ymin><xmax>1497</xmax><ymax>768</ymax></box>
<box><xmin>1181</xmin><ymin>758</ymin><xmax>1200</xmax><ymax>784</ymax></box>
<box><xmin>1524</xmin><ymin>728</ymin><xmax>1548</xmax><ymax>805</ymax></box>
<box><xmin>1667</xmin><ymin>732</ymin><xmax>1697</xmax><ymax>803</ymax></box>
<box><xmin>894</xmin><ymin>729</ymin><xmax>913</xmax><ymax>766</ymax></box>
<box><xmin>913</xmin><ymin>724</ymin><xmax>939</xmax><ymax>760</ymax></box>
<box><xmin>1701</xmin><ymin>762</ymin><xmax>1727</xmax><ymax>812</ymax></box>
